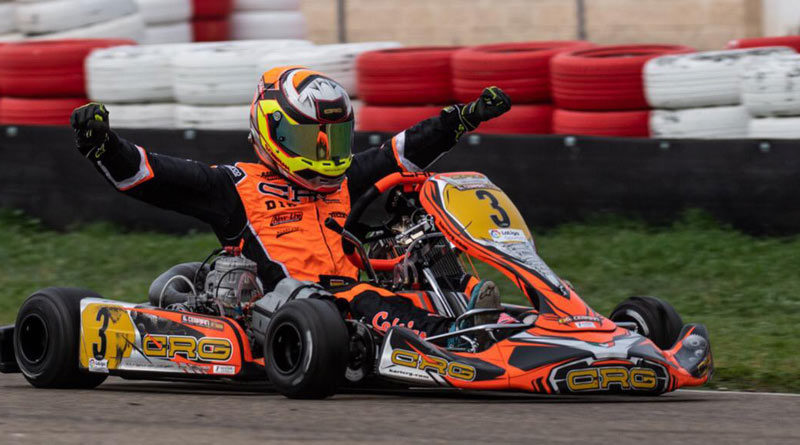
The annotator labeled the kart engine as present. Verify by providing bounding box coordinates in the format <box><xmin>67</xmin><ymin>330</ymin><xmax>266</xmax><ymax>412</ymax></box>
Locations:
<box><xmin>203</xmin><ymin>254</ymin><xmax>262</xmax><ymax>317</ymax></box>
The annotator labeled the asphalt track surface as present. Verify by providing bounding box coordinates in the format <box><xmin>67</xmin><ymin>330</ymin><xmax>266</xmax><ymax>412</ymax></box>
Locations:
<box><xmin>0</xmin><ymin>374</ymin><xmax>797</xmax><ymax>444</ymax></box>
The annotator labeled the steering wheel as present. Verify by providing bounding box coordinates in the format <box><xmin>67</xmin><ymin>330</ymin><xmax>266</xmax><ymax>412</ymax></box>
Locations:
<box><xmin>342</xmin><ymin>172</ymin><xmax>433</xmax><ymax>272</ymax></box>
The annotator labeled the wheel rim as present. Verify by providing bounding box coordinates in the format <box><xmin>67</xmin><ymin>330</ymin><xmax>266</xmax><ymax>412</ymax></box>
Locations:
<box><xmin>19</xmin><ymin>313</ymin><xmax>48</xmax><ymax>365</ymax></box>
<box><xmin>622</xmin><ymin>309</ymin><xmax>650</xmax><ymax>336</ymax></box>
<box><xmin>271</xmin><ymin>322</ymin><xmax>304</xmax><ymax>375</ymax></box>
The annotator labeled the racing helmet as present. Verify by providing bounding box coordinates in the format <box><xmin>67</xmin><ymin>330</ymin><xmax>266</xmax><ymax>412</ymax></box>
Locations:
<box><xmin>250</xmin><ymin>66</ymin><xmax>354</xmax><ymax>193</ymax></box>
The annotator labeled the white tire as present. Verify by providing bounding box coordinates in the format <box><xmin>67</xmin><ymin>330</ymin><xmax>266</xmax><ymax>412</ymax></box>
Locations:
<box><xmin>748</xmin><ymin>117</ymin><xmax>800</xmax><ymax>139</ymax></box>
<box><xmin>230</xmin><ymin>11</ymin><xmax>306</xmax><ymax>40</ymax></box>
<box><xmin>175</xmin><ymin>104</ymin><xmax>250</xmax><ymax>130</ymax></box>
<box><xmin>0</xmin><ymin>3</ymin><xmax>16</xmax><ymax>34</ymax></box>
<box><xmin>16</xmin><ymin>0</ymin><xmax>137</xmax><ymax>34</ymax></box>
<box><xmin>105</xmin><ymin>103</ymin><xmax>177</xmax><ymax>129</ymax></box>
<box><xmin>644</xmin><ymin>47</ymin><xmax>796</xmax><ymax>109</ymax></box>
<box><xmin>135</xmin><ymin>0</ymin><xmax>191</xmax><ymax>25</ymax></box>
<box><xmin>650</xmin><ymin>105</ymin><xmax>750</xmax><ymax>139</ymax></box>
<box><xmin>29</xmin><ymin>13</ymin><xmax>146</xmax><ymax>42</ymax></box>
<box><xmin>0</xmin><ymin>33</ymin><xmax>24</xmax><ymax>42</ymax></box>
<box><xmin>742</xmin><ymin>55</ymin><xmax>800</xmax><ymax>117</ymax></box>
<box><xmin>171</xmin><ymin>40</ymin><xmax>312</xmax><ymax>105</ymax></box>
<box><xmin>234</xmin><ymin>0</ymin><xmax>300</xmax><ymax>11</ymax></box>
<box><xmin>143</xmin><ymin>22</ymin><xmax>192</xmax><ymax>45</ymax></box>
<box><xmin>87</xmin><ymin>43</ymin><xmax>203</xmax><ymax>103</ymax></box>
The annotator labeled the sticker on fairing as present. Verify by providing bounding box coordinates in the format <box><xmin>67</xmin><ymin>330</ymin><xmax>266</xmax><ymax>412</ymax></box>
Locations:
<box><xmin>489</xmin><ymin>228</ymin><xmax>527</xmax><ymax>243</ymax></box>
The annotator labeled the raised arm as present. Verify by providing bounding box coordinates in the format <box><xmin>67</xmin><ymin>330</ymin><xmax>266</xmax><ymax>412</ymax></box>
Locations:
<box><xmin>347</xmin><ymin>87</ymin><xmax>512</xmax><ymax>199</ymax></box>
<box><xmin>70</xmin><ymin>103</ymin><xmax>245</xmax><ymax>236</ymax></box>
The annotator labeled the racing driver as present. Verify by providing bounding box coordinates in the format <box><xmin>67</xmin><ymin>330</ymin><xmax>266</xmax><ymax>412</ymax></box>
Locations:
<box><xmin>69</xmin><ymin>66</ymin><xmax>512</xmax><ymax>337</ymax></box>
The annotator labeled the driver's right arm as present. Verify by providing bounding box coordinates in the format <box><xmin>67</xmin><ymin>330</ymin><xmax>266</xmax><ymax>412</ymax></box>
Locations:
<box><xmin>70</xmin><ymin>103</ymin><xmax>244</xmax><ymax>232</ymax></box>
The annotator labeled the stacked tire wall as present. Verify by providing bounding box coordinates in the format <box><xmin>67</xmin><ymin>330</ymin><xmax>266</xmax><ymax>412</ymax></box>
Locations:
<box><xmin>0</xmin><ymin>39</ymin><xmax>133</xmax><ymax>125</ymax></box>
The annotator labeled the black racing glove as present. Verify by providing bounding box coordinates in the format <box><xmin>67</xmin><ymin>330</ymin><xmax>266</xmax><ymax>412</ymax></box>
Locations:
<box><xmin>441</xmin><ymin>86</ymin><xmax>512</xmax><ymax>141</ymax></box>
<box><xmin>70</xmin><ymin>102</ymin><xmax>111</xmax><ymax>158</ymax></box>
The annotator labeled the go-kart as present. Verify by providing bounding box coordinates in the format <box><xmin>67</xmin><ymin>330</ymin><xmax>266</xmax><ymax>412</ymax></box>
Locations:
<box><xmin>0</xmin><ymin>171</ymin><xmax>713</xmax><ymax>398</ymax></box>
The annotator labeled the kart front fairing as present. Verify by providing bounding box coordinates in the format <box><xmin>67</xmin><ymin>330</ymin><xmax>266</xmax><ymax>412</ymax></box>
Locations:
<box><xmin>373</xmin><ymin>172</ymin><xmax>714</xmax><ymax>394</ymax></box>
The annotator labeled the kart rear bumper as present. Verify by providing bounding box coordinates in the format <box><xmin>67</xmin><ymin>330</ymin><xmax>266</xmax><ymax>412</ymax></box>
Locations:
<box><xmin>0</xmin><ymin>324</ymin><xmax>19</xmax><ymax>373</ymax></box>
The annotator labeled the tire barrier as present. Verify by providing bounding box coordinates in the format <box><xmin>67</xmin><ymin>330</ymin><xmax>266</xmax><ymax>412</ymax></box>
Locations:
<box><xmin>192</xmin><ymin>19</ymin><xmax>230</xmax><ymax>42</ymax></box>
<box><xmin>143</xmin><ymin>22</ymin><xmax>193</xmax><ymax>45</ymax></box>
<box><xmin>356</xmin><ymin>105</ymin><xmax>443</xmax><ymax>133</ymax></box>
<box><xmin>175</xmin><ymin>104</ymin><xmax>250</xmax><ymax>130</ymax></box>
<box><xmin>0</xmin><ymin>39</ymin><xmax>135</xmax><ymax>97</ymax></box>
<box><xmin>742</xmin><ymin>55</ymin><xmax>800</xmax><ymax>117</ymax></box>
<box><xmin>551</xmin><ymin>44</ymin><xmax>694</xmax><ymax>111</ymax></box>
<box><xmin>192</xmin><ymin>0</ymin><xmax>234</xmax><ymax>19</ymax></box>
<box><xmin>727</xmin><ymin>36</ymin><xmax>800</xmax><ymax>52</ymax></box>
<box><xmin>171</xmin><ymin>40</ymin><xmax>311</xmax><ymax>105</ymax></box>
<box><xmin>136</xmin><ymin>0</ymin><xmax>192</xmax><ymax>25</ymax></box>
<box><xmin>87</xmin><ymin>44</ymin><xmax>187</xmax><ymax>103</ymax></box>
<box><xmin>475</xmin><ymin>104</ymin><xmax>554</xmax><ymax>135</ymax></box>
<box><xmin>15</xmin><ymin>0</ymin><xmax>137</xmax><ymax>35</ymax></box>
<box><xmin>0</xmin><ymin>3</ymin><xmax>16</xmax><ymax>35</ymax></box>
<box><xmin>259</xmin><ymin>42</ymin><xmax>402</xmax><ymax>97</ymax></box>
<box><xmin>0</xmin><ymin>97</ymin><xmax>87</xmax><ymax>125</ymax></box>
<box><xmin>748</xmin><ymin>117</ymin><xmax>800</xmax><ymax>139</ymax></box>
<box><xmin>650</xmin><ymin>105</ymin><xmax>749</xmax><ymax>139</ymax></box>
<box><xmin>452</xmin><ymin>41</ymin><xmax>593</xmax><ymax>103</ymax></box>
<box><xmin>103</xmin><ymin>103</ymin><xmax>177</xmax><ymax>129</ymax></box>
<box><xmin>553</xmin><ymin>109</ymin><xmax>650</xmax><ymax>138</ymax></box>
<box><xmin>229</xmin><ymin>11</ymin><xmax>307</xmax><ymax>40</ymax></box>
<box><xmin>26</xmin><ymin>13</ymin><xmax>146</xmax><ymax>43</ymax></box>
<box><xmin>356</xmin><ymin>47</ymin><xmax>460</xmax><ymax>105</ymax></box>
<box><xmin>644</xmin><ymin>47</ymin><xmax>795</xmax><ymax>109</ymax></box>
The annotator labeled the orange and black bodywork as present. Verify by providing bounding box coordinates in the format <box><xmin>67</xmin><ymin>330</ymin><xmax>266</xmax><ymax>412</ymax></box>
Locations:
<box><xmin>370</xmin><ymin>172</ymin><xmax>713</xmax><ymax>394</ymax></box>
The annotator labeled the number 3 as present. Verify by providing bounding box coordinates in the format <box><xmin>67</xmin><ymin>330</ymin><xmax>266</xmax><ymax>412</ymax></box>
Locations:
<box><xmin>475</xmin><ymin>190</ymin><xmax>511</xmax><ymax>228</ymax></box>
<box><xmin>93</xmin><ymin>308</ymin><xmax>110</xmax><ymax>359</ymax></box>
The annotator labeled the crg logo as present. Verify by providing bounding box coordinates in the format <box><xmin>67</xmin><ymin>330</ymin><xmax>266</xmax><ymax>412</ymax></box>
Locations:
<box><xmin>566</xmin><ymin>366</ymin><xmax>657</xmax><ymax>392</ymax></box>
<box><xmin>143</xmin><ymin>335</ymin><xmax>232</xmax><ymax>362</ymax></box>
<box><xmin>390</xmin><ymin>349</ymin><xmax>476</xmax><ymax>381</ymax></box>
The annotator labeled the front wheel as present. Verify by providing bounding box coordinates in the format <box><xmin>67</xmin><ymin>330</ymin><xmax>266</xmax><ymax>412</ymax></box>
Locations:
<box><xmin>264</xmin><ymin>299</ymin><xmax>349</xmax><ymax>399</ymax></box>
<box><xmin>14</xmin><ymin>287</ymin><xmax>108</xmax><ymax>388</ymax></box>
<box><xmin>609</xmin><ymin>296</ymin><xmax>684</xmax><ymax>350</ymax></box>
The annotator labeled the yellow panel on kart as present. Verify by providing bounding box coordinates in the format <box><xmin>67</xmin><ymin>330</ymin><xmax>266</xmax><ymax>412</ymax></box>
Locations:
<box><xmin>437</xmin><ymin>173</ymin><xmax>532</xmax><ymax>244</ymax></box>
<box><xmin>79</xmin><ymin>303</ymin><xmax>136</xmax><ymax>371</ymax></box>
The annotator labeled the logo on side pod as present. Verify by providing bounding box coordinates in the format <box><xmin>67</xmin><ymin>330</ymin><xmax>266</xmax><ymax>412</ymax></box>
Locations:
<box><xmin>390</xmin><ymin>349</ymin><xmax>476</xmax><ymax>381</ymax></box>
<box><xmin>566</xmin><ymin>366</ymin><xmax>657</xmax><ymax>392</ymax></box>
<box><xmin>143</xmin><ymin>335</ymin><xmax>232</xmax><ymax>362</ymax></box>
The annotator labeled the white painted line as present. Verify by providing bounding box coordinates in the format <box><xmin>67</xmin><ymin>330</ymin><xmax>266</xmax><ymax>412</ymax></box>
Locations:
<box><xmin>678</xmin><ymin>389</ymin><xmax>800</xmax><ymax>397</ymax></box>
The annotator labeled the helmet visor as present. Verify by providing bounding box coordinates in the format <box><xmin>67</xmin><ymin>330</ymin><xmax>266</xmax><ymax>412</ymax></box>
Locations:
<box><xmin>272</xmin><ymin>116</ymin><xmax>353</xmax><ymax>162</ymax></box>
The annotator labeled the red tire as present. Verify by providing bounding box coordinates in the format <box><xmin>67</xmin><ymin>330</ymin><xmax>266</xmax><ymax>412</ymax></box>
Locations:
<box><xmin>356</xmin><ymin>47</ymin><xmax>460</xmax><ymax>105</ymax></box>
<box><xmin>551</xmin><ymin>44</ymin><xmax>694</xmax><ymax>111</ymax></box>
<box><xmin>0</xmin><ymin>97</ymin><xmax>88</xmax><ymax>126</ymax></box>
<box><xmin>452</xmin><ymin>41</ymin><xmax>593</xmax><ymax>103</ymax></box>
<box><xmin>727</xmin><ymin>36</ymin><xmax>800</xmax><ymax>52</ymax></box>
<box><xmin>192</xmin><ymin>0</ymin><xmax>233</xmax><ymax>19</ymax></box>
<box><xmin>476</xmin><ymin>104</ymin><xmax>553</xmax><ymax>135</ymax></box>
<box><xmin>0</xmin><ymin>39</ymin><xmax>135</xmax><ymax>98</ymax></box>
<box><xmin>192</xmin><ymin>19</ymin><xmax>230</xmax><ymax>42</ymax></box>
<box><xmin>552</xmin><ymin>109</ymin><xmax>650</xmax><ymax>138</ymax></box>
<box><xmin>356</xmin><ymin>105</ymin><xmax>443</xmax><ymax>133</ymax></box>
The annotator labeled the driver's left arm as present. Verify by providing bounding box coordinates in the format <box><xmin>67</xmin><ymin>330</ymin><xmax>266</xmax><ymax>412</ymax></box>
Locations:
<box><xmin>347</xmin><ymin>87</ymin><xmax>512</xmax><ymax>199</ymax></box>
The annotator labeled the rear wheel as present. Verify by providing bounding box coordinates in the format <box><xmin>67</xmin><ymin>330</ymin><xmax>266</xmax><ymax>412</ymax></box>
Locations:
<box><xmin>264</xmin><ymin>299</ymin><xmax>349</xmax><ymax>399</ymax></box>
<box><xmin>14</xmin><ymin>287</ymin><xmax>108</xmax><ymax>388</ymax></box>
<box><xmin>609</xmin><ymin>296</ymin><xmax>684</xmax><ymax>349</ymax></box>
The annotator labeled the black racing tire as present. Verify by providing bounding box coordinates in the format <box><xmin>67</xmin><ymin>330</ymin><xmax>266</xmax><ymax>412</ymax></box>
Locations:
<box><xmin>13</xmin><ymin>287</ymin><xmax>108</xmax><ymax>389</ymax></box>
<box><xmin>264</xmin><ymin>299</ymin><xmax>349</xmax><ymax>399</ymax></box>
<box><xmin>609</xmin><ymin>296</ymin><xmax>684</xmax><ymax>350</ymax></box>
